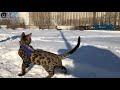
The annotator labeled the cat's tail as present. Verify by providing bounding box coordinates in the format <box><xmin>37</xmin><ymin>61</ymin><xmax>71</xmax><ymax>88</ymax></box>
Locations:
<box><xmin>58</xmin><ymin>36</ymin><xmax>80</xmax><ymax>59</ymax></box>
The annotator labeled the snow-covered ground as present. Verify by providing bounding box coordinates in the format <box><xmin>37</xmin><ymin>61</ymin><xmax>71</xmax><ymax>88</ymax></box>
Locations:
<box><xmin>0</xmin><ymin>29</ymin><xmax>120</xmax><ymax>78</ymax></box>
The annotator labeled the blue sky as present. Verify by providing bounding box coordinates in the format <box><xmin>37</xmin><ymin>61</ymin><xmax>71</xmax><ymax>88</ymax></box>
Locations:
<box><xmin>10</xmin><ymin>12</ymin><xmax>18</xmax><ymax>16</ymax></box>
<box><xmin>0</xmin><ymin>12</ymin><xmax>19</xmax><ymax>17</ymax></box>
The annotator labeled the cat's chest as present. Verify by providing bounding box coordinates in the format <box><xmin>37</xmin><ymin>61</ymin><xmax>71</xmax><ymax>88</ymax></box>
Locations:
<box><xmin>18</xmin><ymin>48</ymin><xmax>26</xmax><ymax>57</ymax></box>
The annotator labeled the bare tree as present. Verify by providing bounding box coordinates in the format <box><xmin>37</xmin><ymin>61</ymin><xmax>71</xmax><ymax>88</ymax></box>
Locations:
<box><xmin>114</xmin><ymin>12</ymin><xmax>117</xmax><ymax>26</ymax></box>
<box><xmin>93</xmin><ymin>12</ymin><xmax>96</xmax><ymax>27</ymax></box>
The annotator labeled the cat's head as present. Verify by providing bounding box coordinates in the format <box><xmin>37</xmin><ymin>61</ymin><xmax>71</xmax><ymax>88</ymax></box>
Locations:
<box><xmin>20</xmin><ymin>32</ymin><xmax>32</xmax><ymax>45</ymax></box>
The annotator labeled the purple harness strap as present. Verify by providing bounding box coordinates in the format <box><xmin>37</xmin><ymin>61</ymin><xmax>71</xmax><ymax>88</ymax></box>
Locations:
<box><xmin>21</xmin><ymin>45</ymin><xmax>34</xmax><ymax>57</ymax></box>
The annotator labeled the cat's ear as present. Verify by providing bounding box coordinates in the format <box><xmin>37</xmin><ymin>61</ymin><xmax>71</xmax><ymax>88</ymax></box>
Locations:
<box><xmin>21</xmin><ymin>32</ymin><xmax>25</xmax><ymax>36</ymax></box>
<box><xmin>28</xmin><ymin>33</ymin><xmax>32</xmax><ymax>38</ymax></box>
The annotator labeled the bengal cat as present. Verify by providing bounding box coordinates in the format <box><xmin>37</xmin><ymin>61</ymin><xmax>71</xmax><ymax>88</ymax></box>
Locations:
<box><xmin>18</xmin><ymin>32</ymin><xmax>80</xmax><ymax>78</ymax></box>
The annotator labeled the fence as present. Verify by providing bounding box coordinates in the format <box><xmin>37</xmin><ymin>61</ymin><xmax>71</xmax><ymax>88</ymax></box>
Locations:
<box><xmin>13</xmin><ymin>12</ymin><xmax>120</xmax><ymax>30</ymax></box>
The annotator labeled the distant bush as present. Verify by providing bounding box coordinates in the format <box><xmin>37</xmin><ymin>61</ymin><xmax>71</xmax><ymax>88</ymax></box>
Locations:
<box><xmin>0</xmin><ymin>17</ymin><xmax>25</xmax><ymax>30</ymax></box>
<box><xmin>74</xmin><ymin>26</ymin><xmax>92</xmax><ymax>30</ymax></box>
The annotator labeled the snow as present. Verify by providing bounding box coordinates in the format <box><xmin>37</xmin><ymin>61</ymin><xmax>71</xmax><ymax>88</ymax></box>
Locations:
<box><xmin>0</xmin><ymin>29</ymin><xmax>120</xmax><ymax>78</ymax></box>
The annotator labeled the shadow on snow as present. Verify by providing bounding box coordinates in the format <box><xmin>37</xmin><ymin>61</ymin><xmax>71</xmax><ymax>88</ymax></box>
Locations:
<box><xmin>58</xmin><ymin>31</ymin><xmax>120</xmax><ymax>78</ymax></box>
<box><xmin>0</xmin><ymin>35</ymin><xmax>20</xmax><ymax>43</ymax></box>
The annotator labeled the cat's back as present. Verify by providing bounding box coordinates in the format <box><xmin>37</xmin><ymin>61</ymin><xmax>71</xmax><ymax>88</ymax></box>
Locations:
<box><xmin>32</xmin><ymin>49</ymin><xmax>58</xmax><ymax>56</ymax></box>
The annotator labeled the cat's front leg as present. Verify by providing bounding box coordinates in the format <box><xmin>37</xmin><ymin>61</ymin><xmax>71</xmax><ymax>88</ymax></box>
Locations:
<box><xmin>18</xmin><ymin>62</ymin><xmax>28</xmax><ymax>76</ymax></box>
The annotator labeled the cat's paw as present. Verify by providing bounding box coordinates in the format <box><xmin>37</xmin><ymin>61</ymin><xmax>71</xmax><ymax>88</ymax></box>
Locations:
<box><xmin>18</xmin><ymin>73</ymin><xmax>25</xmax><ymax>76</ymax></box>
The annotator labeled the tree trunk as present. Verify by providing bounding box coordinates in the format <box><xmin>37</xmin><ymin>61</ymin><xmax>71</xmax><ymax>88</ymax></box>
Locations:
<box><xmin>93</xmin><ymin>12</ymin><xmax>96</xmax><ymax>28</ymax></box>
